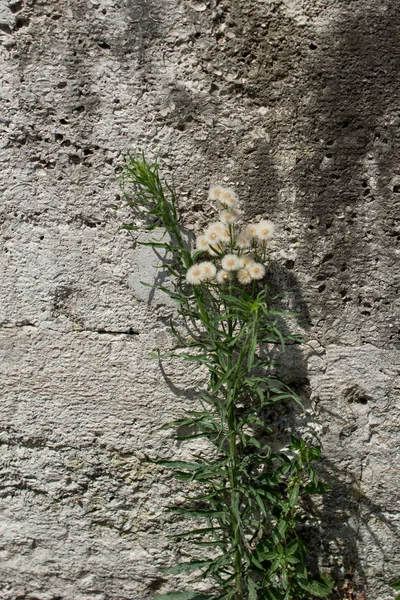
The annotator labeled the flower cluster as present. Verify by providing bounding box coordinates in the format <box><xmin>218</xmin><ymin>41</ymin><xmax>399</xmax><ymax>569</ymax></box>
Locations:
<box><xmin>186</xmin><ymin>186</ymin><xmax>275</xmax><ymax>286</ymax></box>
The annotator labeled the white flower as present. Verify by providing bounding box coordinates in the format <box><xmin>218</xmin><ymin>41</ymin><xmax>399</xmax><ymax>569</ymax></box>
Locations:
<box><xmin>204</xmin><ymin>222</ymin><xmax>229</xmax><ymax>246</ymax></box>
<box><xmin>218</xmin><ymin>187</ymin><xmax>238</xmax><ymax>209</ymax></box>
<box><xmin>186</xmin><ymin>262</ymin><xmax>216</xmax><ymax>285</ymax></box>
<box><xmin>219</xmin><ymin>209</ymin><xmax>241</xmax><ymax>225</ymax></box>
<box><xmin>235</xmin><ymin>231</ymin><xmax>251</xmax><ymax>249</ymax></box>
<box><xmin>255</xmin><ymin>220</ymin><xmax>275</xmax><ymax>241</ymax></box>
<box><xmin>247</xmin><ymin>262</ymin><xmax>265</xmax><ymax>280</ymax></box>
<box><xmin>216</xmin><ymin>269</ymin><xmax>230</xmax><ymax>284</ymax></box>
<box><xmin>186</xmin><ymin>264</ymin><xmax>204</xmax><ymax>285</ymax></box>
<box><xmin>200</xmin><ymin>261</ymin><xmax>217</xmax><ymax>281</ymax></box>
<box><xmin>221</xmin><ymin>253</ymin><xmax>243</xmax><ymax>272</ymax></box>
<box><xmin>195</xmin><ymin>234</ymin><xmax>209</xmax><ymax>252</ymax></box>
<box><xmin>242</xmin><ymin>255</ymin><xmax>255</xmax><ymax>267</ymax></box>
<box><xmin>208</xmin><ymin>185</ymin><xmax>224</xmax><ymax>202</ymax></box>
<box><xmin>209</xmin><ymin>185</ymin><xmax>238</xmax><ymax>208</ymax></box>
<box><xmin>237</xmin><ymin>268</ymin><xmax>252</xmax><ymax>285</ymax></box>
<box><xmin>244</xmin><ymin>223</ymin><xmax>259</xmax><ymax>239</ymax></box>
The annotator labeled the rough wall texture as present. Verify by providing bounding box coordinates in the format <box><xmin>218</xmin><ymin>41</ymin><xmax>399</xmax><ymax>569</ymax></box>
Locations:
<box><xmin>0</xmin><ymin>0</ymin><xmax>399</xmax><ymax>598</ymax></box>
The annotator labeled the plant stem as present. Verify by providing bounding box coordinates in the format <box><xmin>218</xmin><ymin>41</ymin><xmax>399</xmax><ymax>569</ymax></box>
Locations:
<box><xmin>226</xmin><ymin>316</ymin><xmax>243</xmax><ymax>600</ymax></box>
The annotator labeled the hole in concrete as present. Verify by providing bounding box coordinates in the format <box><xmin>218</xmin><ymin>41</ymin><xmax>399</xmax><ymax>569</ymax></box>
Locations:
<box><xmin>309</xmin><ymin>42</ymin><xmax>317</xmax><ymax>50</ymax></box>
<box><xmin>393</xmin><ymin>185</ymin><xmax>400</xmax><ymax>193</ymax></box>
<box><xmin>321</xmin><ymin>252</ymin><xmax>334</xmax><ymax>263</ymax></box>
<box><xmin>15</xmin><ymin>16</ymin><xmax>29</xmax><ymax>30</ymax></box>
<box><xmin>318</xmin><ymin>283</ymin><xmax>326</xmax><ymax>293</ymax></box>
<box><xmin>98</xmin><ymin>41</ymin><xmax>111</xmax><ymax>49</ymax></box>
<box><xmin>285</xmin><ymin>259</ymin><xmax>295</xmax><ymax>270</ymax></box>
<box><xmin>57</xmin><ymin>81</ymin><xmax>67</xmax><ymax>89</ymax></box>
<box><xmin>10</xmin><ymin>1</ymin><xmax>23</xmax><ymax>13</ymax></box>
<box><xmin>55</xmin><ymin>133</ymin><xmax>63</xmax><ymax>141</ymax></box>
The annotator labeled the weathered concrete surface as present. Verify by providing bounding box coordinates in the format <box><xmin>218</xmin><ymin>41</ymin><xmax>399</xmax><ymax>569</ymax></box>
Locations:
<box><xmin>0</xmin><ymin>0</ymin><xmax>399</xmax><ymax>598</ymax></box>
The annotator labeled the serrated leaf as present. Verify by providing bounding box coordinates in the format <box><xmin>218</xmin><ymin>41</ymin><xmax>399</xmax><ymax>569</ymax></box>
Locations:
<box><xmin>306</xmin><ymin>574</ymin><xmax>334</xmax><ymax>597</ymax></box>
<box><xmin>248</xmin><ymin>577</ymin><xmax>258</xmax><ymax>600</ymax></box>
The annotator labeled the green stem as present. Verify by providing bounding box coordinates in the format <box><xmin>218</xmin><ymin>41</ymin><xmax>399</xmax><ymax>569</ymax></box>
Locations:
<box><xmin>226</xmin><ymin>318</ymin><xmax>243</xmax><ymax>600</ymax></box>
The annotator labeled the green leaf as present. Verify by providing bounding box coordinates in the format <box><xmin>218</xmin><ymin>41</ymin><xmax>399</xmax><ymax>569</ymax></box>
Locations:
<box><xmin>155</xmin><ymin>593</ymin><xmax>213</xmax><ymax>600</ymax></box>
<box><xmin>169</xmin><ymin>507</ymin><xmax>226</xmax><ymax>519</ymax></box>
<box><xmin>392</xmin><ymin>579</ymin><xmax>400</xmax><ymax>591</ymax></box>
<box><xmin>303</xmin><ymin>481</ymin><xmax>331</xmax><ymax>495</ymax></box>
<box><xmin>307</xmin><ymin>446</ymin><xmax>322</xmax><ymax>462</ymax></box>
<box><xmin>165</xmin><ymin>560</ymin><xmax>214</xmax><ymax>574</ymax></box>
<box><xmin>248</xmin><ymin>577</ymin><xmax>258</xmax><ymax>600</ymax></box>
<box><xmin>289</xmin><ymin>483</ymin><xmax>300</xmax><ymax>507</ymax></box>
<box><xmin>305</xmin><ymin>575</ymin><xmax>334</xmax><ymax>597</ymax></box>
<box><xmin>168</xmin><ymin>527</ymin><xmax>223</xmax><ymax>539</ymax></box>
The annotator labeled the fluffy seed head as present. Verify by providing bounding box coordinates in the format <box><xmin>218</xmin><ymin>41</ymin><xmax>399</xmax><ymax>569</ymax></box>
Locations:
<box><xmin>208</xmin><ymin>185</ymin><xmax>224</xmax><ymax>201</ymax></box>
<box><xmin>204</xmin><ymin>222</ymin><xmax>229</xmax><ymax>246</ymax></box>
<box><xmin>255</xmin><ymin>220</ymin><xmax>275</xmax><ymax>241</ymax></box>
<box><xmin>235</xmin><ymin>231</ymin><xmax>251</xmax><ymax>249</ymax></box>
<box><xmin>186</xmin><ymin>261</ymin><xmax>216</xmax><ymax>285</ymax></box>
<box><xmin>196</xmin><ymin>235</ymin><xmax>209</xmax><ymax>252</ymax></box>
<box><xmin>186</xmin><ymin>264</ymin><xmax>204</xmax><ymax>285</ymax></box>
<box><xmin>200</xmin><ymin>261</ymin><xmax>217</xmax><ymax>281</ymax></box>
<box><xmin>219</xmin><ymin>188</ymin><xmax>238</xmax><ymax>208</ymax></box>
<box><xmin>244</xmin><ymin>223</ymin><xmax>259</xmax><ymax>239</ymax></box>
<box><xmin>209</xmin><ymin>186</ymin><xmax>238</xmax><ymax>208</ymax></box>
<box><xmin>237</xmin><ymin>268</ymin><xmax>252</xmax><ymax>285</ymax></box>
<box><xmin>220</xmin><ymin>209</ymin><xmax>241</xmax><ymax>225</ymax></box>
<box><xmin>221</xmin><ymin>253</ymin><xmax>243</xmax><ymax>272</ymax></box>
<box><xmin>247</xmin><ymin>262</ymin><xmax>266</xmax><ymax>280</ymax></box>
<box><xmin>242</xmin><ymin>255</ymin><xmax>255</xmax><ymax>267</ymax></box>
<box><xmin>216</xmin><ymin>269</ymin><xmax>230</xmax><ymax>284</ymax></box>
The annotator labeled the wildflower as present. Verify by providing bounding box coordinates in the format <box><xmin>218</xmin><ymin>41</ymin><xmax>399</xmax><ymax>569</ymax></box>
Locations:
<box><xmin>186</xmin><ymin>262</ymin><xmax>216</xmax><ymax>285</ymax></box>
<box><xmin>235</xmin><ymin>231</ymin><xmax>251</xmax><ymax>249</ymax></box>
<box><xmin>219</xmin><ymin>209</ymin><xmax>241</xmax><ymax>225</ymax></box>
<box><xmin>218</xmin><ymin>187</ymin><xmax>238</xmax><ymax>209</ymax></box>
<box><xmin>242</xmin><ymin>255</ymin><xmax>255</xmax><ymax>267</ymax></box>
<box><xmin>204</xmin><ymin>222</ymin><xmax>229</xmax><ymax>246</ymax></box>
<box><xmin>208</xmin><ymin>185</ymin><xmax>224</xmax><ymax>202</ymax></box>
<box><xmin>221</xmin><ymin>253</ymin><xmax>243</xmax><ymax>272</ymax></box>
<box><xmin>237</xmin><ymin>268</ymin><xmax>252</xmax><ymax>285</ymax></box>
<box><xmin>195</xmin><ymin>235</ymin><xmax>209</xmax><ymax>252</ymax></box>
<box><xmin>244</xmin><ymin>223</ymin><xmax>259</xmax><ymax>239</ymax></box>
<box><xmin>255</xmin><ymin>220</ymin><xmax>275</xmax><ymax>241</ymax></box>
<box><xmin>247</xmin><ymin>262</ymin><xmax>265</xmax><ymax>280</ymax></box>
<box><xmin>200</xmin><ymin>261</ymin><xmax>217</xmax><ymax>281</ymax></box>
<box><xmin>216</xmin><ymin>269</ymin><xmax>230</xmax><ymax>284</ymax></box>
<box><xmin>186</xmin><ymin>264</ymin><xmax>204</xmax><ymax>285</ymax></box>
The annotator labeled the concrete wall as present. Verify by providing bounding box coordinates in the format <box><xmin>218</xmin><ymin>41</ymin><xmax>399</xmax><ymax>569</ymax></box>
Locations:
<box><xmin>0</xmin><ymin>0</ymin><xmax>399</xmax><ymax>598</ymax></box>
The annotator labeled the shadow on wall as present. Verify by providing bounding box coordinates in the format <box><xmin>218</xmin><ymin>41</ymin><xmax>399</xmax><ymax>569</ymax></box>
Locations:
<box><xmin>227</xmin><ymin>1</ymin><xmax>400</xmax><ymax>595</ymax></box>
<box><xmin>236</xmin><ymin>1</ymin><xmax>400</xmax><ymax>346</ymax></box>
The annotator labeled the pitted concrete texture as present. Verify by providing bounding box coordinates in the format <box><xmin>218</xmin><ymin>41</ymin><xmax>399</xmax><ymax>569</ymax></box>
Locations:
<box><xmin>0</xmin><ymin>0</ymin><xmax>399</xmax><ymax>598</ymax></box>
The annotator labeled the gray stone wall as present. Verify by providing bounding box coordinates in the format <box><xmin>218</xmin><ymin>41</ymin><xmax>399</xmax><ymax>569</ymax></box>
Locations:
<box><xmin>0</xmin><ymin>0</ymin><xmax>399</xmax><ymax>598</ymax></box>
